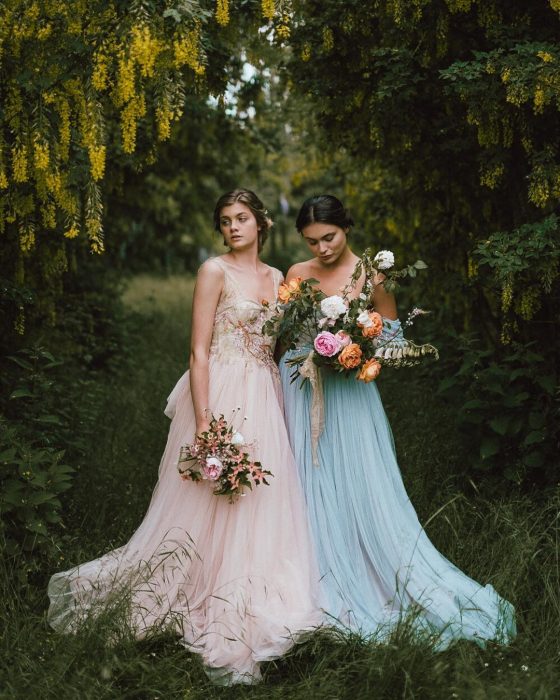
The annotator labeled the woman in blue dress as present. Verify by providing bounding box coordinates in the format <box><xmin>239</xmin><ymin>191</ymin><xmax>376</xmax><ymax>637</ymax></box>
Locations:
<box><xmin>279</xmin><ymin>195</ymin><xmax>516</xmax><ymax>649</ymax></box>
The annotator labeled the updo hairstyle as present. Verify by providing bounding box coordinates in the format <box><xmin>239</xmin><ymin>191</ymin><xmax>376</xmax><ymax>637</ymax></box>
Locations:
<box><xmin>213</xmin><ymin>188</ymin><xmax>273</xmax><ymax>252</ymax></box>
<box><xmin>295</xmin><ymin>194</ymin><xmax>354</xmax><ymax>233</ymax></box>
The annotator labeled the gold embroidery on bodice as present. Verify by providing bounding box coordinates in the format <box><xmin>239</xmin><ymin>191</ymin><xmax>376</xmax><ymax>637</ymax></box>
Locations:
<box><xmin>209</xmin><ymin>259</ymin><xmax>280</xmax><ymax>372</ymax></box>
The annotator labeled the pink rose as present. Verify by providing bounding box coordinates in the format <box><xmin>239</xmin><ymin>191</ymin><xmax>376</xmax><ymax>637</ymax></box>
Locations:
<box><xmin>202</xmin><ymin>456</ymin><xmax>224</xmax><ymax>481</ymax></box>
<box><xmin>334</xmin><ymin>330</ymin><xmax>352</xmax><ymax>347</ymax></box>
<box><xmin>314</xmin><ymin>331</ymin><xmax>342</xmax><ymax>357</ymax></box>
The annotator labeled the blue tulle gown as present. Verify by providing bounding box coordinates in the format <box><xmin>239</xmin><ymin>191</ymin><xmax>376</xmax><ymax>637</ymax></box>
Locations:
<box><xmin>280</xmin><ymin>319</ymin><xmax>516</xmax><ymax>649</ymax></box>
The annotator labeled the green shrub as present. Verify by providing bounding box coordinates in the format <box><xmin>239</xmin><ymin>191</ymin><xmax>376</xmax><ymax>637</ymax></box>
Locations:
<box><xmin>438</xmin><ymin>336</ymin><xmax>558</xmax><ymax>488</ymax></box>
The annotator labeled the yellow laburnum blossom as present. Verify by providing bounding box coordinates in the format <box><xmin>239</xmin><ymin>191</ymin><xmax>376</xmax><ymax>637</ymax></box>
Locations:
<box><xmin>130</xmin><ymin>25</ymin><xmax>161</xmax><ymax>78</ymax></box>
<box><xmin>467</xmin><ymin>256</ymin><xmax>478</xmax><ymax>279</ymax></box>
<box><xmin>322</xmin><ymin>27</ymin><xmax>334</xmax><ymax>52</ymax></box>
<box><xmin>58</xmin><ymin>98</ymin><xmax>71</xmax><ymax>161</ymax></box>
<box><xmin>19</xmin><ymin>228</ymin><xmax>36</xmax><ymax>253</ymax></box>
<box><xmin>12</xmin><ymin>144</ymin><xmax>28</xmax><ymax>182</ymax></box>
<box><xmin>500</xmin><ymin>67</ymin><xmax>511</xmax><ymax>83</ymax></box>
<box><xmin>87</xmin><ymin>216</ymin><xmax>105</xmax><ymax>254</ymax></box>
<box><xmin>0</xmin><ymin>170</ymin><xmax>7</xmax><ymax>189</ymax></box>
<box><xmin>533</xmin><ymin>85</ymin><xmax>546</xmax><ymax>113</ymax></box>
<box><xmin>550</xmin><ymin>0</ymin><xmax>560</xmax><ymax>13</ymax></box>
<box><xmin>15</xmin><ymin>309</ymin><xmax>25</xmax><ymax>336</ymax></box>
<box><xmin>117</xmin><ymin>54</ymin><xmax>136</xmax><ymax>105</ymax></box>
<box><xmin>216</xmin><ymin>0</ymin><xmax>230</xmax><ymax>26</ymax></box>
<box><xmin>276</xmin><ymin>19</ymin><xmax>291</xmax><ymax>41</ymax></box>
<box><xmin>33</xmin><ymin>138</ymin><xmax>50</xmax><ymax>171</ymax></box>
<box><xmin>174</xmin><ymin>26</ymin><xmax>205</xmax><ymax>74</ymax></box>
<box><xmin>528</xmin><ymin>168</ymin><xmax>550</xmax><ymax>207</ymax></box>
<box><xmin>64</xmin><ymin>223</ymin><xmax>80</xmax><ymax>239</ymax></box>
<box><xmin>121</xmin><ymin>94</ymin><xmax>146</xmax><ymax>154</ymax></box>
<box><xmin>156</xmin><ymin>105</ymin><xmax>173</xmax><ymax>141</ymax></box>
<box><xmin>88</xmin><ymin>145</ymin><xmax>106</xmax><ymax>180</ymax></box>
<box><xmin>517</xmin><ymin>287</ymin><xmax>541</xmax><ymax>321</ymax></box>
<box><xmin>501</xmin><ymin>281</ymin><xmax>513</xmax><ymax>312</ymax></box>
<box><xmin>301</xmin><ymin>43</ymin><xmax>311</xmax><ymax>62</ymax></box>
<box><xmin>480</xmin><ymin>163</ymin><xmax>504</xmax><ymax>189</ymax></box>
<box><xmin>537</xmin><ymin>51</ymin><xmax>554</xmax><ymax>63</ymax></box>
<box><xmin>92</xmin><ymin>51</ymin><xmax>110</xmax><ymax>91</ymax></box>
<box><xmin>37</xmin><ymin>23</ymin><xmax>52</xmax><ymax>40</ymax></box>
<box><xmin>262</xmin><ymin>0</ymin><xmax>275</xmax><ymax>20</ymax></box>
<box><xmin>42</xmin><ymin>202</ymin><xmax>56</xmax><ymax>229</ymax></box>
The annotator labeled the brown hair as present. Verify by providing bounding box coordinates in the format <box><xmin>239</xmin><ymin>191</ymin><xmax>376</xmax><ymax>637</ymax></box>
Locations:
<box><xmin>213</xmin><ymin>188</ymin><xmax>273</xmax><ymax>253</ymax></box>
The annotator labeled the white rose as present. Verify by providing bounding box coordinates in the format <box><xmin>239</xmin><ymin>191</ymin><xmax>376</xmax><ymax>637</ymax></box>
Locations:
<box><xmin>373</xmin><ymin>250</ymin><xmax>395</xmax><ymax>270</ymax></box>
<box><xmin>356</xmin><ymin>310</ymin><xmax>373</xmax><ymax>328</ymax></box>
<box><xmin>231</xmin><ymin>431</ymin><xmax>245</xmax><ymax>445</ymax></box>
<box><xmin>320</xmin><ymin>295</ymin><xmax>347</xmax><ymax>319</ymax></box>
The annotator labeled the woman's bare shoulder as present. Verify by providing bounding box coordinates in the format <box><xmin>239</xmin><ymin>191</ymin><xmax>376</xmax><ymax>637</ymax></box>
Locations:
<box><xmin>285</xmin><ymin>259</ymin><xmax>315</xmax><ymax>281</ymax></box>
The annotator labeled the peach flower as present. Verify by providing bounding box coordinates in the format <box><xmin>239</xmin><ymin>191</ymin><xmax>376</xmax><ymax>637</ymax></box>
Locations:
<box><xmin>338</xmin><ymin>343</ymin><xmax>362</xmax><ymax>369</ymax></box>
<box><xmin>278</xmin><ymin>277</ymin><xmax>303</xmax><ymax>303</ymax></box>
<box><xmin>361</xmin><ymin>311</ymin><xmax>383</xmax><ymax>338</ymax></box>
<box><xmin>358</xmin><ymin>358</ymin><xmax>382</xmax><ymax>382</ymax></box>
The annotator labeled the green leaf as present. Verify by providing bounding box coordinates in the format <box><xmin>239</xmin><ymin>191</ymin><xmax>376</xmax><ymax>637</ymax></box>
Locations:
<box><xmin>34</xmin><ymin>414</ymin><xmax>62</xmax><ymax>425</ymax></box>
<box><xmin>523</xmin><ymin>451</ymin><xmax>544</xmax><ymax>468</ymax></box>
<box><xmin>480</xmin><ymin>437</ymin><xmax>500</xmax><ymax>459</ymax></box>
<box><xmin>523</xmin><ymin>430</ymin><xmax>544</xmax><ymax>446</ymax></box>
<box><xmin>536</xmin><ymin>374</ymin><xmax>557</xmax><ymax>394</ymax></box>
<box><xmin>489</xmin><ymin>416</ymin><xmax>510</xmax><ymax>436</ymax></box>
<box><xmin>462</xmin><ymin>399</ymin><xmax>486</xmax><ymax>410</ymax></box>
<box><xmin>10</xmin><ymin>388</ymin><xmax>34</xmax><ymax>399</ymax></box>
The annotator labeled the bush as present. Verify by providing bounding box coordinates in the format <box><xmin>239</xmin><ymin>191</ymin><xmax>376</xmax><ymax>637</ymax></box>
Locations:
<box><xmin>438</xmin><ymin>336</ymin><xmax>559</xmax><ymax>488</ymax></box>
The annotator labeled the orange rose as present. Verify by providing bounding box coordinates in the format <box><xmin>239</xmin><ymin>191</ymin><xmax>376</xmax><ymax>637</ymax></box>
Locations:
<box><xmin>278</xmin><ymin>277</ymin><xmax>302</xmax><ymax>302</ymax></box>
<box><xmin>338</xmin><ymin>343</ymin><xmax>362</xmax><ymax>369</ymax></box>
<box><xmin>358</xmin><ymin>358</ymin><xmax>382</xmax><ymax>382</ymax></box>
<box><xmin>360</xmin><ymin>311</ymin><xmax>384</xmax><ymax>338</ymax></box>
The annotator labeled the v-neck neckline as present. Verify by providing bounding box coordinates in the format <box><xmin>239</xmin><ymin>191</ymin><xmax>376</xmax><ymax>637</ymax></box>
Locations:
<box><xmin>218</xmin><ymin>258</ymin><xmax>277</xmax><ymax>306</ymax></box>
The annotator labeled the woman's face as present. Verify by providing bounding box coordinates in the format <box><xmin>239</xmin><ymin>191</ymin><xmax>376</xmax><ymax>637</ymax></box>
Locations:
<box><xmin>301</xmin><ymin>222</ymin><xmax>348</xmax><ymax>265</ymax></box>
<box><xmin>219</xmin><ymin>203</ymin><xmax>259</xmax><ymax>251</ymax></box>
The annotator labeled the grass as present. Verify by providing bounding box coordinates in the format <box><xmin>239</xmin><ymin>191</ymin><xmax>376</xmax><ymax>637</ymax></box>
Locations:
<box><xmin>1</xmin><ymin>274</ymin><xmax>559</xmax><ymax>699</ymax></box>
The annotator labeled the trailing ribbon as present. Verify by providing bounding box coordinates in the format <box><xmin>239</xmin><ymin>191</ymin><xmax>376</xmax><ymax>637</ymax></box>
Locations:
<box><xmin>299</xmin><ymin>350</ymin><xmax>325</xmax><ymax>467</ymax></box>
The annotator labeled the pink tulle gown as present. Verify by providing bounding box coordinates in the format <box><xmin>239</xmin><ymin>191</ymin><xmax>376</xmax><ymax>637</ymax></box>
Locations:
<box><xmin>48</xmin><ymin>257</ymin><xmax>324</xmax><ymax>684</ymax></box>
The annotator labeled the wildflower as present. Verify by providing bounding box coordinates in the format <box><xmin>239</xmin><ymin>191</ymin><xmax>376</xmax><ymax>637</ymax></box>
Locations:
<box><xmin>261</xmin><ymin>0</ymin><xmax>275</xmax><ymax>21</ymax></box>
<box><xmin>322</xmin><ymin>27</ymin><xmax>334</xmax><ymax>52</ymax></box>
<box><xmin>92</xmin><ymin>51</ymin><xmax>110</xmax><ymax>91</ymax></box>
<box><xmin>521</xmin><ymin>664</ymin><xmax>528</xmax><ymax>672</ymax></box>
<box><xmin>216</xmin><ymin>0</ymin><xmax>230</xmax><ymax>26</ymax></box>
<box><xmin>88</xmin><ymin>145</ymin><xmax>106</xmax><ymax>181</ymax></box>
<box><xmin>537</xmin><ymin>51</ymin><xmax>554</xmax><ymax>63</ymax></box>
<box><xmin>130</xmin><ymin>25</ymin><xmax>161</xmax><ymax>78</ymax></box>
<box><xmin>64</xmin><ymin>223</ymin><xmax>80</xmax><ymax>239</ymax></box>
<box><xmin>12</xmin><ymin>144</ymin><xmax>28</xmax><ymax>183</ymax></box>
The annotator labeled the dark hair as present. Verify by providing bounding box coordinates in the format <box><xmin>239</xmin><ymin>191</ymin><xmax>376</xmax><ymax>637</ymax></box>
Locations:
<box><xmin>213</xmin><ymin>188</ymin><xmax>273</xmax><ymax>252</ymax></box>
<box><xmin>295</xmin><ymin>195</ymin><xmax>354</xmax><ymax>233</ymax></box>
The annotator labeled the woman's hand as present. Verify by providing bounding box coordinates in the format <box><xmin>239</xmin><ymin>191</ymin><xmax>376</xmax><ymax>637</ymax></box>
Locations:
<box><xmin>195</xmin><ymin>417</ymin><xmax>211</xmax><ymax>436</ymax></box>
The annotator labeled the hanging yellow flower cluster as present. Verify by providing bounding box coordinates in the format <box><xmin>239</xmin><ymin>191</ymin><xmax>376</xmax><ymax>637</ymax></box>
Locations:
<box><xmin>216</xmin><ymin>0</ymin><xmax>230</xmax><ymax>26</ymax></box>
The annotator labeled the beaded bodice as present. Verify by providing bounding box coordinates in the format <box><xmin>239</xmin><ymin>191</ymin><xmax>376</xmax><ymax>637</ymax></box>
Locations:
<box><xmin>209</xmin><ymin>258</ymin><xmax>281</xmax><ymax>371</ymax></box>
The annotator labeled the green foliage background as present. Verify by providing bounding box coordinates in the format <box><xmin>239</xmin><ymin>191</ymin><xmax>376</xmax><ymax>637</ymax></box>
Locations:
<box><xmin>0</xmin><ymin>6</ymin><xmax>559</xmax><ymax>691</ymax></box>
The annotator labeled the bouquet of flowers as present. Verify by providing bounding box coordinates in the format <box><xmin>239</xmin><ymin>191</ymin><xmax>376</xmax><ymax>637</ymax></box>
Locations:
<box><xmin>264</xmin><ymin>249</ymin><xmax>439</xmax><ymax>384</ymax></box>
<box><xmin>178</xmin><ymin>412</ymin><xmax>272</xmax><ymax>502</ymax></box>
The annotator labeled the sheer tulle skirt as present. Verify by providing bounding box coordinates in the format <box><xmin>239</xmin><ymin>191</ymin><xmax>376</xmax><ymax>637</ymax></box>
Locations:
<box><xmin>48</xmin><ymin>356</ymin><xmax>324</xmax><ymax>684</ymax></box>
<box><xmin>280</xmin><ymin>350</ymin><xmax>516</xmax><ymax>649</ymax></box>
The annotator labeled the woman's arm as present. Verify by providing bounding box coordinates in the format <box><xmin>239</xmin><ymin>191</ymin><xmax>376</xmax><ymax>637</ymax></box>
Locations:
<box><xmin>189</xmin><ymin>260</ymin><xmax>224</xmax><ymax>434</ymax></box>
<box><xmin>371</xmin><ymin>272</ymin><xmax>398</xmax><ymax>320</ymax></box>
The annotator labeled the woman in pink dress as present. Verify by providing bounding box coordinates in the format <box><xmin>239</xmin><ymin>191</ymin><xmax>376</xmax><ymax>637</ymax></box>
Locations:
<box><xmin>48</xmin><ymin>189</ymin><xmax>323</xmax><ymax>684</ymax></box>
